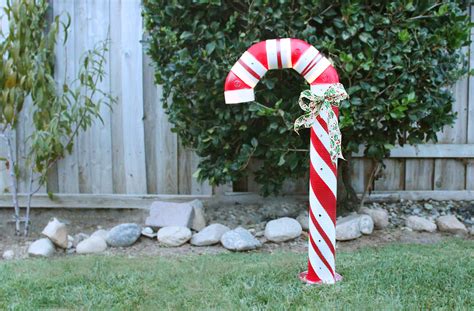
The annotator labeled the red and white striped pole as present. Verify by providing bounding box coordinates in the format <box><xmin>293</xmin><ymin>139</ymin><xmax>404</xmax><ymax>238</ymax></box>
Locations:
<box><xmin>224</xmin><ymin>38</ymin><xmax>343</xmax><ymax>284</ymax></box>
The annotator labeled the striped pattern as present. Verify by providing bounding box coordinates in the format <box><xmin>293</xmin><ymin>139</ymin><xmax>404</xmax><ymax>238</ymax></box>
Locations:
<box><xmin>306</xmin><ymin>111</ymin><xmax>338</xmax><ymax>284</ymax></box>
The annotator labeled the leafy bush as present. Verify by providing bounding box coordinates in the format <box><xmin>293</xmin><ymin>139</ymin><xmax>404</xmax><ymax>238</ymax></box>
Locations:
<box><xmin>143</xmin><ymin>0</ymin><xmax>471</xmax><ymax>196</ymax></box>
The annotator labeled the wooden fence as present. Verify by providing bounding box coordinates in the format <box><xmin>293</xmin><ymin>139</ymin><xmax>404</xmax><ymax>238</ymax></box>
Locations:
<box><xmin>0</xmin><ymin>0</ymin><xmax>473</xmax><ymax>205</ymax></box>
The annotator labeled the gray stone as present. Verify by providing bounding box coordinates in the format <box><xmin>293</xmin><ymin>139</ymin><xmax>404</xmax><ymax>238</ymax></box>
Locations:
<box><xmin>157</xmin><ymin>226</ymin><xmax>192</xmax><ymax>247</ymax></box>
<box><xmin>28</xmin><ymin>238</ymin><xmax>55</xmax><ymax>257</ymax></box>
<box><xmin>42</xmin><ymin>217</ymin><xmax>68</xmax><ymax>249</ymax></box>
<box><xmin>221</xmin><ymin>227</ymin><xmax>261</xmax><ymax>251</ymax></box>
<box><xmin>146</xmin><ymin>201</ymin><xmax>195</xmax><ymax>229</ymax></box>
<box><xmin>2</xmin><ymin>250</ymin><xmax>14</xmax><ymax>260</ymax></box>
<box><xmin>91</xmin><ymin>229</ymin><xmax>108</xmax><ymax>240</ymax></box>
<box><xmin>190</xmin><ymin>200</ymin><xmax>207</xmax><ymax>231</ymax></box>
<box><xmin>76</xmin><ymin>236</ymin><xmax>107</xmax><ymax>254</ymax></box>
<box><xmin>436</xmin><ymin>215</ymin><xmax>468</xmax><ymax>235</ymax></box>
<box><xmin>336</xmin><ymin>214</ymin><xmax>373</xmax><ymax>241</ymax></box>
<box><xmin>190</xmin><ymin>224</ymin><xmax>230</xmax><ymax>246</ymax></box>
<box><xmin>296</xmin><ymin>211</ymin><xmax>309</xmax><ymax>231</ymax></box>
<box><xmin>405</xmin><ymin>216</ymin><xmax>437</xmax><ymax>232</ymax></box>
<box><xmin>106</xmin><ymin>223</ymin><xmax>141</xmax><ymax>247</ymax></box>
<box><xmin>73</xmin><ymin>233</ymin><xmax>90</xmax><ymax>248</ymax></box>
<box><xmin>360</xmin><ymin>207</ymin><xmax>389</xmax><ymax>229</ymax></box>
<box><xmin>469</xmin><ymin>227</ymin><xmax>474</xmax><ymax>236</ymax></box>
<box><xmin>141</xmin><ymin>227</ymin><xmax>157</xmax><ymax>238</ymax></box>
<box><xmin>264</xmin><ymin>217</ymin><xmax>302</xmax><ymax>242</ymax></box>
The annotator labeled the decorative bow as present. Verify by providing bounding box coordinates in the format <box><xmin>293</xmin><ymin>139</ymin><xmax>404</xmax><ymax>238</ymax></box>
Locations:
<box><xmin>294</xmin><ymin>83</ymin><xmax>348</xmax><ymax>166</ymax></box>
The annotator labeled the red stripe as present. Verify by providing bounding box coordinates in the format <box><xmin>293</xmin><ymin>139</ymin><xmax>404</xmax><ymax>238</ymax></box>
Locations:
<box><xmin>310</xmin><ymin>163</ymin><xmax>336</xmax><ymax>223</ymax></box>
<box><xmin>237</xmin><ymin>59</ymin><xmax>261</xmax><ymax>80</ymax></box>
<box><xmin>309</xmin><ymin>235</ymin><xmax>335</xmax><ymax>277</ymax></box>
<box><xmin>307</xmin><ymin>258</ymin><xmax>321</xmax><ymax>283</ymax></box>
<box><xmin>301</xmin><ymin>54</ymin><xmax>320</xmax><ymax>77</ymax></box>
<box><xmin>309</xmin><ymin>207</ymin><xmax>335</xmax><ymax>255</ymax></box>
<box><xmin>310</xmin><ymin>127</ymin><xmax>337</xmax><ymax>176</ymax></box>
<box><xmin>316</xmin><ymin>116</ymin><xmax>328</xmax><ymax>133</ymax></box>
<box><xmin>276</xmin><ymin>39</ymin><xmax>282</xmax><ymax>69</ymax></box>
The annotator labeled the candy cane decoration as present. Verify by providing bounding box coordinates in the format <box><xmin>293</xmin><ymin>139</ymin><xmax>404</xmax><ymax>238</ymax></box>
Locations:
<box><xmin>224</xmin><ymin>38</ymin><xmax>343</xmax><ymax>284</ymax></box>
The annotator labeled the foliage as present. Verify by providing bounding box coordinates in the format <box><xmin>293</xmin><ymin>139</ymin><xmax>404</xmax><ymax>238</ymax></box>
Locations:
<box><xmin>0</xmin><ymin>0</ymin><xmax>114</xmax><ymax>235</ymax></box>
<box><xmin>143</xmin><ymin>0</ymin><xmax>471</xmax><ymax>195</ymax></box>
<box><xmin>0</xmin><ymin>240</ymin><xmax>472</xmax><ymax>309</ymax></box>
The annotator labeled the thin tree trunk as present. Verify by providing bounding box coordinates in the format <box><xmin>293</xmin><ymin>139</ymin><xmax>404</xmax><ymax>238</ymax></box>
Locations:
<box><xmin>5</xmin><ymin>129</ymin><xmax>20</xmax><ymax>235</ymax></box>
<box><xmin>24</xmin><ymin>165</ymin><xmax>34</xmax><ymax>236</ymax></box>
<box><xmin>337</xmin><ymin>153</ymin><xmax>359</xmax><ymax>212</ymax></box>
<box><xmin>359</xmin><ymin>160</ymin><xmax>382</xmax><ymax>211</ymax></box>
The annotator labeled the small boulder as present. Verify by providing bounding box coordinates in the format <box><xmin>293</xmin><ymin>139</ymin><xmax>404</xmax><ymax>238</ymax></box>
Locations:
<box><xmin>336</xmin><ymin>214</ymin><xmax>374</xmax><ymax>241</ymax></box>
<box><xmin>264</xmin><ymin>217</ymin><xmax>302</xmax><ymax>242</ymax></box>
<box><xmin>42</xmin><ymin>218</ymin><xmax>68</xmax><ymax>249</ymax></box>
<box><xmin>91</xmin><ymin>229</ymin><xmax>108</xmax><ymax>240</ymax></box>
<box><xmin>296</xmin><ymin>211</ymin><xmax>309</xmax><ymax>231</ymax></box>
<box><xmin>76</xmin><ymin>236</ymin><xmax>107</xmax><ymax>254</ymax></box>
<box><xmin>157</xmin><ymin>226</ymin><xmax>192</xmax><ymax>247</ymax></box>
<box><xmin>106</xmin><ymin>223</ymin><xmax>141</xmax><ymax>247</ymax></box>
<box><xmin>73</xmin><ymin>233</ymin><xmax>89</xmax><ymax>248</ymax></box>
<box><xmin>191</xmin><ymin>223</ymin><xmax>230</xmax><ymax>246</ymax></box>
<box><xmin>360</xmin><ymin>207</ymin><xmax>389</xmax><ymax>229</ymax></box>
<box><xmin>436</xmin><ymin>215</ymin><xmax>468</xmax><ymax>235</ymax></box>
<box><xmin>190</xmin><ymin>200</ymin><xmax>207</xmax><ymax>231</ymax></box>
<box><xmin>141</xmin><ymin>227</ymin><xmax>157</xmax><ymax>238</ymax></box>
<box><xmin>2</xmin><ymin>250</ymin><xmax>14</xmax><ymax>260</ymax></box>
<box><xmin>146</xmin><ymin>201</ymin><xmax>194</xmax><ymax>229</ymax></box>
<box><xmin>406</xmin><ymin>216</ymin><xmax>437</xmax><ymax>232</ymax></box>
<box><xmin>221</xmin><ymin>227</ymin><xmax>261</xmax><ymax>251</ymax></box>
<box><xmin>28</xmin><ymin>238</ymin><xmax>55</xmax><ymax>257</ymax></box>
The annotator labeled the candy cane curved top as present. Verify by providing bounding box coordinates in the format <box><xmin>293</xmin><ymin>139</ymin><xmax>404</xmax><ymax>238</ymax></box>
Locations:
<box><xmin>224</xmin><ymin>38</ymin><xmax>339</xmax><ymax>104</ymax></box>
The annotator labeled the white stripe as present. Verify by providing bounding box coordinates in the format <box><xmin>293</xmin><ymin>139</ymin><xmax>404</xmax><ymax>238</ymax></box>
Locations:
<box><xmin>304</xmin><ymin>57</ymin><xmax>331</xmax><ymax>83</ymax></box>
<box><xmin>308</xmin><ymin>244</ymin><xmax>335</xmax><ymax>284</ymax></box>
<box><xmin>231</xmin><ymin>62</ymin><xmax>259</xmax><ymax>88</ymax></box>
<box><xmin>293</xmin><ymin>46</ymin><xmax>319</xmax><ymax>74</ymax></box>
<box><xmin>310</xmin><ymin>142</ymin><xmax>337</xmax><ymax>197</ymax></box>
<box><xmin>314</xmin><ymin>121</ymin><xmax>331</xmax><ymax>152</ymax></box>
<box><xmin>224</xmin><ymin>89</ymin><xmax>255</xmax><ymax>104</ymax></box>
<box><xmin>280</xmin><ymin>38</ymin><xmax>292</xmax><ymax>68</ymax></box>
<box><xmin>309</xmin><ymin>183</ymin><xmax>336</xmax><ymax>247</ymax></box>
<box><xmin>240</xmin><ymin>51</ymin><xmax>267</xmax><ymax>77</ymax></box>
<box><xmin>266</xmin><ymin>39</ymin><xmax>278</xmax><ymax>69</ymax></box>
<box><xmin>309</xmin><ymin>220</ymin><xmax>335</xmax><ymax>273</ymax></box>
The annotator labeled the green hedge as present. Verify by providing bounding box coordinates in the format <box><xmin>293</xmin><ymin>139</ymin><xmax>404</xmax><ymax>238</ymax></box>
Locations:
<box><xmin>143</xmin><ymin>0</ymin><xmax>471</xmax><ymax>195</ymax></box>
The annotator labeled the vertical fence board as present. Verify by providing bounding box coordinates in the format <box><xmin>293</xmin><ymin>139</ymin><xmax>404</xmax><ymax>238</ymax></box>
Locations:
<box><xmin>466</xmin><ymin>5</ymin><xmax>474</xmax><ymax>190</ymax></box>
<box><xmin>374</xmin><ymin>159</ymin><xmax>405</xmax><ymax>191</ymax></box>
<box><xmin>120</xmin><ymin>0</ymin><xmax>147</xmax><ymax>193</ymax></box>
<box><xmin>177</xmin><ymin>143</ymin><xmax>191</xmax><ymax>194</ymax></box>
<box><xmin>434</xmin><ymin>72</ymin><xmax>468</xmax><ymax>190</ymax></box>
<box><xmin>109</xmin><ymin>0</ymin><xmax>126</xmax><ymax>194</ymax></box>
<box><xmin>405</xmin><ymin>159</ymin><xmax>433</xmax><ymax>190</ymax></box>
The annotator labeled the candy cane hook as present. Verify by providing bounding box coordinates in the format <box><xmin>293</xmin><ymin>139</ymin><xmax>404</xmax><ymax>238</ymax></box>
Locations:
<box><xmin>224</xmin><ymin>38</ymin><xmax>343</xmax><ymax>284</ymax></box>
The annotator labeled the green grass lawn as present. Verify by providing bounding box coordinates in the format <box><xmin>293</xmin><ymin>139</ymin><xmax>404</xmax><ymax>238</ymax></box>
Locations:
<box><xmin>0</xmin><ymin>239</ymin><xmax>473</xmax><ymax>310</ymax></box>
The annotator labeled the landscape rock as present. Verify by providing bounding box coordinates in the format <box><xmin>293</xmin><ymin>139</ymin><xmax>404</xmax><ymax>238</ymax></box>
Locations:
<box><xmin>76</xmin><ymin>236</ymin><xmax>107</xmax><ymax>254</ymax></box>
<box><xmin>158</xmin><ymin>226</ymin><xmax>192</xmax><ymax>247</ymax></box>
<box><xmin>336</xmin><ymin>214</ymin><xmax>374</xmax><ymax>241</ymax></box>
<box><xmin>360</xmin><ymin>207</ymin><xmax>389</xmax><ymax>229</ymax></box>
<box><xmin>42</xmin><ymin>217</ymin><xmax>68</xmax><ymax>249</ymax></box>
<box><xmin>28</xmin><ymin>238</ymin><xmax>55</xmax><ymax>257</ymax></box>
<box><xmin>146</xmin><ymin>200</ymin><xmax>206</xmax><ymax>229</ymax></box>
<box><xmin>405</xmin><ymin>216</ymin><xmax>437</xmax><ymax>232</ymax></box>
<box><xmin>264</xmin><ymin>217</ymin><xmax>302</xmax><ymax>242</ymax></box>
<box><xmin>141</xmin><ymin>227</ymin><xmax>157</xmax><ymax>238</ymax></box>
<box><xmin>190</xmin><ymin>223</ymin><xmax>230</xmax><ymax>246</ymax></box>
<box><xmin>2</xmin><ymin>250</ymin><xmax>14</xmax><ymax>260</ymax></box>
<box><xmin>261</xmin><ymin>199</ymin><xmax>306</xmax><ymax>219</ymax></box>
<box><xmin>436</xmin><ymin>215</ymin><xmax>468</xmax><ymax>235</ymax></box>
<box><xmin>106</xmin><ymin>223</ymin><xmax>141</xmax><ymax>247</ymax></box>
<box><xmin>221</xmin><ymin>227</ymin><xmax>262</xmax><ymax>251</ymax></box>
<box><xmin>190</xmin><ymin>200</ymin><xmax>207</xmax><ymax>231</ymax></box>
<box><xmin>91</xmin><ymin>229</ymin><xmax>108</xmax><ymax>240</ymax></box>
<box><xmin>73</xmin><ymin>233</ymin><xmax>90</xmax><ymax>248</ymax></box>
<box><xmin>296</xmin><ymin>211</ymin><xmax>309</xmax><ymax>231</ymax></box>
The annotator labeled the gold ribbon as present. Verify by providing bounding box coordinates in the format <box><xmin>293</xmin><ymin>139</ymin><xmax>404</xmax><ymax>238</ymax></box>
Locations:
<box><xmin>294</xmin><ymin>83</ymin><xmax>348</xmax><ymax>166</ymax></box>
